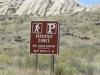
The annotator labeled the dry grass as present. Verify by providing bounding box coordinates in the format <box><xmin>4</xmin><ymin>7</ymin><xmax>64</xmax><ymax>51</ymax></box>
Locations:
<box><xmin>0</xmin><ymin>10</ymin><xmax>100</xmax><ymax>75</ymax></box>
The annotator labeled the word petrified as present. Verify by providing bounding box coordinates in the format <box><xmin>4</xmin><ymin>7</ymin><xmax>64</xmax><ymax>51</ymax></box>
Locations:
<box><xmin>36</xmin><ymin>34</ymin><xmax>53</xmax><ymax>39</ymax></box>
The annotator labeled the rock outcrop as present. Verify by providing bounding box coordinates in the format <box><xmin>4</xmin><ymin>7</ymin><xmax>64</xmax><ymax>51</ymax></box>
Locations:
<box><xmin>0</xmin><ymin>0</ymin><xmax>100</xmax><ymax>16</ymax></box>
<box><xmin>0</xmin><ymin>0</ymin><xmax>9</xmax><ymax>15</ymax></box>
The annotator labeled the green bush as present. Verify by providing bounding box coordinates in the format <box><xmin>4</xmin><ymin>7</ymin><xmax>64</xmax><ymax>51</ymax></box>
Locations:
<box><xmin>17</xmin><ymin>56</ymin><xmax>23</xmax><ymax>68</ymax></box>
<box><xmin>0</xmin><ymin>54</ymin><xmax>12</xmax><ymax>65</ymax></box>
<box><xmin>55</xmin><ymin>63</ymin><xmax>65</xmax><ymax>75</ymax></box>
<box><xmin>24</xmin><ymin>55</ymin><xmax>34</xmax><ymax>68</ymax></box>
<box><xmin>0</xmin><ymin>70</ymin><xmax>16</xmax><ymax>75</ymax></box>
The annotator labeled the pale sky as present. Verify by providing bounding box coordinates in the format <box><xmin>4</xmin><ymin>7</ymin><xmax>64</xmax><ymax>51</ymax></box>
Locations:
<box><xmin>78</xmin><ymin>0</ymin><xmax>100</xmax><ymax>5</ymax></box>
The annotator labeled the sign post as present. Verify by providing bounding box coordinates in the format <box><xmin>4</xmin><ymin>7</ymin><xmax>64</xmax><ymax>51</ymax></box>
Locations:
<box><xmin>30</xmin><ymin>21</ymin><xmax>59</xmax><ymax>74</ymax></box>
<box><xmin>50</xmin><ymin>55</ymin><xmax>55</xmax><ymax>75</ymax></box>
<box><xmin>35</xmin><ymin>54</ymin><xmax>38</xmax><ymax>70</ymax></box>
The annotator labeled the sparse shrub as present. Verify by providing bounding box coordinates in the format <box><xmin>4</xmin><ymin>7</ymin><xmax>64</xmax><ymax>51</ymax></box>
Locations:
<box><xmin>84</xmin><ymin>62</ymin><xmax>95</xmax><ymax>75</ymax></box>
<box><xmin>55</xmin><ymin>63</ymin><xmax>65</xmax><ymax>75</ymax></box>
<box><xmin>0</xmin><ymin>54</ymin><xmax>12</xmax><ymax>65</ymax></box>
<box><xmin>5</xmin><ymin>70</ymin><xmax>16</xmax><ymax>75</ymax></box>
<box><xmin>17</xmin><ymin>56</ymin><xmax>23</xmax><ymax>68</ymax></box>
<box><xmin>39</xmin><ymin>61</ymin><xmax>49</xmax><ymax>70</ymax></box>
<box><xmin>0</xmin><ymin>69</ymin><xmax>16</xmax><ymax>75</ymax></box>
<box><xmin>64</xmin><ymin>63</ymin><xmax>80</xmax><ymax>75</ymax></box>
<box><xmin>24</xmin><ymin>55</ymin><xmax>34</xmax><ymax>68</ymax></box>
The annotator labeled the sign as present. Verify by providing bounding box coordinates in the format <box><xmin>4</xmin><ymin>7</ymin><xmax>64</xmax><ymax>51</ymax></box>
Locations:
<box><xmin>30</xmin><ymin>21</ymin><xmax>59</xmax><ymax>54</ymax></box>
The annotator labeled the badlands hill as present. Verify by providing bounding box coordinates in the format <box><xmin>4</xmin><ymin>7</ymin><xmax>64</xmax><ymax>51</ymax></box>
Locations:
<box><xmin>0</xmin><ymin>0</ymin><xmax>100</xmax><ymax>16</ymax></box>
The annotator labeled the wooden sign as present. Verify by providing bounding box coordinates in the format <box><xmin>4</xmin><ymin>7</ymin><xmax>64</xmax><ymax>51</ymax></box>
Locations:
<box><xmin>30</xmin><ymin>21</ymin><xmax>59</xmax><ymax>54</ymax></box>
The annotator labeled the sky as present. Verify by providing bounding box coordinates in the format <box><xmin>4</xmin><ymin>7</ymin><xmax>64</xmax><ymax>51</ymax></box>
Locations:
<box><xmin>77</xmin><ymin>0</ymin><xmax>100</xmax><ymax>5</ymax></box>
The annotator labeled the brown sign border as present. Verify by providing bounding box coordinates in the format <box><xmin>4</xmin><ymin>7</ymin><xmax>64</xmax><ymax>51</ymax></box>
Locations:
<box><xmin>30</xmin><ymin>21</ymin><xmax>60</xmax><ymax>54</ymax></box>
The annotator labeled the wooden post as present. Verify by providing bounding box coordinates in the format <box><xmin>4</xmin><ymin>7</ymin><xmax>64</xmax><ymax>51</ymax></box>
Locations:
<box><xmin>35</xmin><ymin>54</ymin><xmax>38</xmax><ymax>70</ymax></box>
<box><xmin>50</xmin><ymin>55</ymin><xmax>55</xmax><ymax>75</ymax></box>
